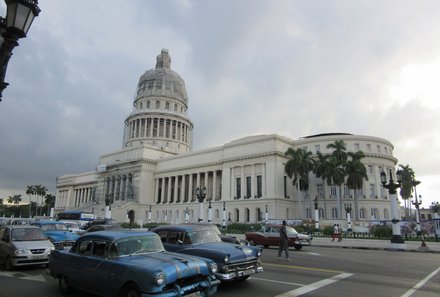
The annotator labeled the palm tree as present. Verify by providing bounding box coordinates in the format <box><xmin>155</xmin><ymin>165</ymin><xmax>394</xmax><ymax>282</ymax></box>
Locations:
<box><xmin>0</xmin><ymin>198</ymin><xmax>4</xmax><ymax>216</ymax></box>
<box><xmin>7</xmin><ymin>194</ymin><xmax>22</xmax><ymax>217</ymax></box>
<box><xmin>345</xmin><ymin>151</ymin><xmax>368</xmax><ymax>220</ymax></box>
<box><xmin>285</xmin><ymin>147</ymin><xmax>314</xmax><ymax>218</ymax></box>
<box><xmin>34</xmin><ymin>185</ymin><xmax>47</xmax><ymax>216</ymax></box>
<box><xmin>44</xmin><ymin>193</ymin><xmax>56</xmax><ymax>216</ymax></box>
<box><xmin>324</xmin><ymin>140</ymin><xmax>348</xmax><ymax>218</ymax></box>
<box><xmin>397</xmin><ymin>164</ymin><xmax>415</xmax><ymax>220</ymax></box>
<box><xmin>313</xmin><ymin>152</ymin><xmax>329</xmax><ymax>217</ymax></box>
<box><xmin>26</xmin><ymin>185</ymin><xmax>36</xmax><ymax>217</ymax></box>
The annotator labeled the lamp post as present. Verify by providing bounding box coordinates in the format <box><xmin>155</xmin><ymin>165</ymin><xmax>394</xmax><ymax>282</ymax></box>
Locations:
<box><xmin>411</xmin><ymin>194</ymin><xmax>422</xmax><ymax>236</ymax></box>
<box><xmin>0</xmin><ymin>0</ymin><xmax>40</xmax><ymax>101</ymax></box>
<box><xmin>264</xmin><ymin>204</ymin><xmax>268</xmax><ymax>225</ymax></box>
<box><xmin>147</xmin><ymin>205</ymin><xmax>152</xmax><ymax>224</ymax></box>
<box><xmin>104</xmin><ymin>194</ymin><xmax>112</xmax><ymax>219</ymax></box>
<box><xmin>314</xmin><ymin>196</ymin><xmax>320</xmax><ymax>231</ymax></box>
<box><xmin>222</xmin><ymin>202</ymin><xmax>226</xmax><ymax>229</ymax></box>
<box><xmin>380</xmin><ymin>169</ymin><xmax>406</xmax><ymax>248</ymax></box>
<box><xmin>196</xmin><ymin>187</ymin><xmax>206</xmax><ymax>222</ymax></box>
<box><xmin>344</xmin><ymin>203</ymin><xmax>352</xmax><ymax>232</ymax></box>
<box><xmin>184</xmin><ymin>207</ymin><xmax>189</xmax><ymax>223</ymax></box>
<box><xmin>208</xmin><ymin>199</ymin><xmax>212</xmax><ymax>223</ymax></box>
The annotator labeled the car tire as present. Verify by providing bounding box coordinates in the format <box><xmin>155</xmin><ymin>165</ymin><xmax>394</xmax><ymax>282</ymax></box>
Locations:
<box><xmin>293</xmin><ymin>244</ymin><xmax>303</xmax><ymax>251</ymax></box>
<box><xmin>248</xmin><ymin>239</ymin><xmax>256</xmax><ymax>246</ymax></box>
<box><xmin>58</xmin><ymin>275</ymin><xmax>73</xmax><ymax>294</ymax></box>
<box><xmin>119</xmin><ymin>283</ymin><xmax>141</xmax><ymax>297</ymax></box>
<box><xmin>5</xmin><ymin>256</ymin><xmax>13</xmax><ymax>271</ymax></box>
<box><xmin>236</xmin><ymin>275</ymin><xmax>250</xmax><ymax>281</ymax></box>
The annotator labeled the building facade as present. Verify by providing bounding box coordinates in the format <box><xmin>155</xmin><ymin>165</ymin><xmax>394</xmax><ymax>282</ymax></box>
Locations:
<box><xmin>55</xmin><ymin>49</ymin><xmax>400</xmax><ymax>230</ymax></box>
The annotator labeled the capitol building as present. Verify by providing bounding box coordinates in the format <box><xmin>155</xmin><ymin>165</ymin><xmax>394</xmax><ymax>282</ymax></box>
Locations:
<box><xmin>55</xmin><ymin>49</ymin><xmax>399</xmax><ymax>229</ymax></box>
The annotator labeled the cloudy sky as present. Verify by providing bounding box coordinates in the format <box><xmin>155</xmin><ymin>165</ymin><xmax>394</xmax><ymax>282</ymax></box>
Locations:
<box><xmin>1</xmin><ymin>0</ymin><xmax>439</xmax><ymax>209</ymax></box>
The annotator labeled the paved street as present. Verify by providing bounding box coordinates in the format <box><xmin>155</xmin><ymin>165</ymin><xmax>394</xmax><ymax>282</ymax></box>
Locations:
<box><xmin>1</xmin><ymin>239</ymin><xmax>439</xmax><ymax>297</ymax></box>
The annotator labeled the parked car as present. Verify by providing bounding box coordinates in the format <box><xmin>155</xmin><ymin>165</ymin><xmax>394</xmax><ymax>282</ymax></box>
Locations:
<box><xmin>85</xmin><ymin>224</ymin><xmax>121</xmax><ymax>233</ymax></box>
<box><xmin>62</xmin><ymin>221</ymin><xmax>83</xmax><ymax>235</ymax></box>
<box><xmin>0</xmin><ymin>225</ymin><xmax>55</xmax><ymax>270</ymax></box>
<box><xmin>31</xmin><ymin>221</ymin><xmax>80</xmax><ymax>249</ymax></box>
<box><xmin>49</xmin><ymin>230</ymin><xmax>220</xmax><ymax>297</ymax></box>
<box><xmin>245</xmin><ymin>224</ymin><xmax>312</xmax><ymax>250</ymax></box>
<box><xmin>197</xmin><ymin>223</ymin><xmax>249</xmax><ymax>245</ymax></box>
<box><xmin>151</xmin><ymin>224</ymin><xmax>263</xmax><ymax>281</ymax></box>
<box><xmin>80</xmin><ymin>218</ymin><xmax>118</xmax><ymax>230</ymax></box>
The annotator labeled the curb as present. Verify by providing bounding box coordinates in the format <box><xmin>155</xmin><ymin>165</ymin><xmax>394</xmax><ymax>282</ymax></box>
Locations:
<box><xmin>311</xmin><ymin>243</ymin><xmax>440</xmax><ymax>254</ymax></box>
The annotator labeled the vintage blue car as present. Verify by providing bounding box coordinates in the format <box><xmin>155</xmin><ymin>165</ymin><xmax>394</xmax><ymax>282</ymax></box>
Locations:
<box><xmin>49</xmin><ymin>230</ymin><xmax>220</xmax><ymax>297</ymax></box>
<box><xmin>31</xmin><ymin>221</ymin><xmax>79</xmax><ymax>249</ymax></box>
<box><xmin>151</xmin><ymin>224</ymin><xmax>263</xmax><ymax>281</ymax></box>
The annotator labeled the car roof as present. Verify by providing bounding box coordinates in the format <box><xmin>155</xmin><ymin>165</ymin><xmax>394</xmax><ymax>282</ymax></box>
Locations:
<box><xmin>80</xmin><ymin>230</ymin><xmax>158</xmax><ymax>241</ymax></box>
<box><xmin>33</xmin><ymin>220</ymin><xmax>66</xmax><ymax>225</ymax></box>
<box><xmin>152</xmin><ymin>224</ymin><xmax>212</xmax><ymax>232</ymax></box>
<box><xmin>1</xmin><ymin>225</ymin><xmax>42</xmax><ymax>230</ymax></box>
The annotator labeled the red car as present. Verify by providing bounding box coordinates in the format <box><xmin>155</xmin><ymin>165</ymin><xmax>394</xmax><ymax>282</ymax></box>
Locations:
<box><xmin>245</xmin><ymin>224</ymin><xmax>312</xmax><ymax>250</ymax></box>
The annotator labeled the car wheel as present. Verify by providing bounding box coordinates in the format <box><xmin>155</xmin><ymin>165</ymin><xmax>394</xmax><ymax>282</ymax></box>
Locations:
<box><xmin>58</xmin><ymin>275</ymin><xmax>73</xmax><ymax>294</ymax></box>
<box><xmin>236</xmin><ymin>275</ymin><xmax>250</xmax><ymax>281</ymax></box>
<box><xmin>119</xmin><ymin>283</ymin><xmax>141</xmax><ymax>297</ymax></box>
<box><xmin>5</xmin><ymin>256</ymin><xmax>13</xmax><ymax>271</ymax></box>
<box><xmin>248</xmin><ymin>239</ymin><xmax>256</xmax><ymax>246</ymax></box>
<box><xmin>293</xmin><ymin>244</ymin><xmax>303</xmax><ymax>251</ymax></box>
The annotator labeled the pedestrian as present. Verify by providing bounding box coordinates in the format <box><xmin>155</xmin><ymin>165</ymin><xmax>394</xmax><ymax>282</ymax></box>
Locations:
<box><xmin>332</xmin><ymin>224</ymin><xmax>339</xmax><ymax>242</ymax></box>
<box><xmin>337</xmin><ymin>224</ymin><xmax>342</xmax><ymax>242</ymax></box>
<box><xmin>278</xmin><ymin>220</ymin><xmax>291</xmax><ymax>261</ymax></box>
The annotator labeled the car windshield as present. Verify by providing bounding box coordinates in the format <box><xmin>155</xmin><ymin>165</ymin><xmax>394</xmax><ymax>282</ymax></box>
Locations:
<box><xmin>113</xmin><ymin>235</ymin><xmax>164</xmax><ymax>256</ymax></box>
<box><xmin>64</xmin><ymin>222</ymin><xmax>78</xmax><ymax>229</ymax></box>
<box><xmin>285</xmin><ymin>226</ymin><xmax>298</xmax><ymax>234</ymax></box>
<box><xmin>41</xmin><ymin>224</ymin><xmax>69</xmax><ymax>232</ymax></box>
<box><xmin>12</xmin><ymin>228</ymin><xmax>47</xmax><ymax>241</ymax></box>
<box><xmin>183</xmin><ymin>230</ymin><xmax>222</xmax><ymax>244</ymax></box>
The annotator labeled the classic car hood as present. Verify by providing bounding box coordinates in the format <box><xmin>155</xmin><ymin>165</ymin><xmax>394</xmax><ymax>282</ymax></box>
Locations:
<box><xmin>13</xmin><ymin>239</ymin><xmax>54</xmax><ymax>250</ymax></box>
<box><xmin>44</xmin><ymin>231</ymin><xmax>78</xmax><ymax>241</ymax></box>
<box><xmin>123</xmin><ymin>251</ymin><xmax>211</xmax><ymax>282</ymax></box>
<box><xmin>190</xmin><ymin>242</ymin><xmax>258</xmax><ymax>262</ymax></box>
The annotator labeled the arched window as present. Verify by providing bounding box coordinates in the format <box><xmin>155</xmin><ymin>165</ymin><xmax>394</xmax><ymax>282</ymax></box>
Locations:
<box><xmin>306</xmin><ymin>208</ymin><xmax>312</xmax><ymax>219</ymax></box>
<box><xmin>256</xmin><ymin>208</ymin><xmax>261</xmax><ymax>221</ymax></box>
<box><xmin>165</xmin><ymin>102</ymin><xmax>170</xmax><ymax>110</ymax></box>
<box><xmin>360</xmin><ymin>208</ymin><xmax>366</xmax><ymax>219</ymax></box>
<box><xmin>245</xmin><ymin>208</ymin><xmax>250</xmax><ymax>222</ymax></box>
<box><xmin>174</xmin><ymin>104</ymin><xmax>178</xmax><ymax>111</ymax></box>
<box><xmin>235</xmin><ymin>209</ymin><xmax>240</xmax><ymax>222</ymax></box>
<box><xmin>319</xmin><ymin>208</ymin><xmax>324</xmax><ymax>219</ymax></box>
<box><xmin>332</xmin><ymin>208</ymin><xmax>338</xmax><ymax>219</ymax></box>
<box><xmin>139</xmin><ymin>102</ymin><xmax>143</xmax><ymax>109</ymax></box>
<box><xmin>146</xmin><ymin>101</ymin><xmax>150</xmax><ymax>108</ymax></box>
<box><xmin>156</xmin><ymin>100</ymin><xmax>160</xmax><ymax>109</ymax></box>
<box><xmin>383</xmin><ymin>208</ymin><xmax>390</xmax><ymax>220</ymax></box>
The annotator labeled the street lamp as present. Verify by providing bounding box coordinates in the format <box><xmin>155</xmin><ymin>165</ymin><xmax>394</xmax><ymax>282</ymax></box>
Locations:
<box><xmin>264</xmin><ymin>204</ymin><xmax>268</xmax><ymax>225</ymax></box>
<box><xmin>380</xmin><ymin>169</ymin><xmax>406</xmax><ymax>248</ymax></box>
<box><xmin>222</xmin><ymin>202</ymin><xmax>226</xmax><ymax>229</ymax></box>
<box><xmin>208</xmin><ymin>199</ymin><xmax>212</xmax><ymax>223</ymax></box>
<box><xmin>196</xmin><ymin>187</ymin><xmax>206</xmax><ymax>222</ymax></box>
<box><xmin>0</xmin><ymin>0</ymin><xmax>40</xmax><ymax>101</ymax></box>
<box><xmin>344</xmin><ymin>203</ymin><xmax>352</xmax><ymax>232</ymax></box>
<box><xmin>314</xmin><ymin>196</ymin><xmax>320</xmax><ymax>231</ymax></box>
<box><xmin>147</xmin><ymin>205</ymin><xmax>152</xmax><ymax>224</ymax></box>
<box><xmin>411</xmin><ymin>194</ymin><xmax>422</xmax><ymax>236</ymax></box>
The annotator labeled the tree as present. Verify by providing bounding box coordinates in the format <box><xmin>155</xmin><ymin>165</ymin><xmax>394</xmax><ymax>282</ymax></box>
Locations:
<box><xmin>34</xmin><ymin>185</ymin><xmax>47</xmax><ymax>216</ymax></box>
<box><xmin>322</xmin><ymin>140</ymin><xmax>348</xmax><ymax>218</ymax></box>
<box><xmin>285</xmin><ymin>147</ymin><xmax>314</xmax><ymax>218</ymax></box>
<box><xmin>26</xmin><ymin>185</ymin><xmax>36</xmax><ymax>217</ymax></box>
<box><xmin>397</xmin><ymin>164</ymin><xmax>415</xmax><ymax>220</ymax></box>
<box><xmin>44</xmin><ymin>193</ymin><xmax>56</xmax><ymax>215</ymax></box>
<box><xmin>345</xmin><ymin>151</ymin><xmax>368</xmax><ymax>220</ymax></box>
<box><xmin>7</xmin><ymin>194</ymin><xmax>22</xmax><ymax>217</ymax></box>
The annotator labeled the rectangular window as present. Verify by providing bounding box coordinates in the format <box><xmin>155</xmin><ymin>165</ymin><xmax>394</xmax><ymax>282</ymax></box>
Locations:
<box><xmin>330</xmin><ymin>186</ymin><xmax>337</xmax><ymax>198</ymax></box>
<box><xmin>317</xmin><ymin>184</ymin><xmax>324</xmax><ymax>197</ymax></box>
<box><xmin>368</xmin><ymin>165</ymin><xmax>373</xmax><ymax>174</ymax></box>
<box><xmin>246</xmin><ymin>176</ymin><xmax>251</xmax><ymax>198</ymax></box>
<box><xmin>377</xmin><ymin>145</ymin><xmax>381</xmax><ymax>153</ymax></box>
<box><xmin>236</xmin><ymin>177</ymin><xmax>241</xmax><ymax>199</ymax></box>
<box><xmin>257</xmin><ymin>175</ymin><xmax>262</xmax><ymax>198</ymax></box>
<box><xmin>284</xmin><ymin>176</ymin><xmax>288</xmax><ymax>198</ymax></box>
<box><xmin>367</xmin><ymin>144</ymin><xmax>371</xmax><ymax>151</ymax></box>
<box><xmin>354</xmin><ymin>143</ymin><xmax>360</xmax><ymax>151</ymax></box>
<box><xmin>370</xmin><ymin>184</ymin><xmax>376</xmax><ymax>198</ymax></box>
<box><xmin>315</xmin><ymin>145</ymin><xmax>320</xmax><ymax>153</ymax></box>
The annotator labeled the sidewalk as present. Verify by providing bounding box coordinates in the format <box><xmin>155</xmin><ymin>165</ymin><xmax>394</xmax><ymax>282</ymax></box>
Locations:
<box><xmin>232</xmin><ymin>234</ymin><xmax>440</xmax><ymax>253</ymax></box>
<box><xmin>305</xmin><ymin>237</ymin><xmax>440</xmax><ymax>253</ymax></box>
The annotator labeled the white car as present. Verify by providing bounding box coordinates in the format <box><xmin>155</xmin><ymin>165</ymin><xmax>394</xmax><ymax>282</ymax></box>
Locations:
<box><xmin>62</xmin><ymin>221</ymin><xmax>83</xmax><ymax>235</ymax></box>
<box><xmin>0</xmin><ymin>225</ymin><xmax>55</xmax><ymax>270</ymax></box>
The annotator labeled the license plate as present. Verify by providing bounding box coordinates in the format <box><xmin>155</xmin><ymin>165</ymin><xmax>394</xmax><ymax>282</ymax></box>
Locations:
<box><xmin>184</xmin><ymin>292</ymin><xmax>201</xmax><ymax>297</ymax></box>
<box><xmin>31</xmin><ymin>254</ymin><xmax>45</xmax><ymax>260</ymax></box>
<box><xmin>242</xmin><ymin>268</ymin><xmax>255</xmax><ymax>276</ymax></box>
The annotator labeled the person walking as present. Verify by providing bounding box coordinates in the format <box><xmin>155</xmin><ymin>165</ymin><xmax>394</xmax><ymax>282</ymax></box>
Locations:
<box><xmin>332</xmin><ymin>224</ymin><xmax>339</xmax><ymax>242</ymax></box>
<box><xmin>278</xmin><ymin>220</ymin><xmax>291</xmax><ymax>261</ymax></box>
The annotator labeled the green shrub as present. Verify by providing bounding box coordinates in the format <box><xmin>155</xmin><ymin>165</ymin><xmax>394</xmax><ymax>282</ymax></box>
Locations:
<box><xmin>322</xmin><ymin>225</ymin><xmax>334</xmax><ymax>236</ymax></box>
<box><xmin>370</xmin><ymin>225</ymin><xmax>392</xmax><ymax>238</ymax></box>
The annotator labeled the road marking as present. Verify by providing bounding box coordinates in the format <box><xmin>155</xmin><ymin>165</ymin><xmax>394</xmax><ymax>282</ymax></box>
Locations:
<box><xmin>0</xmin><ymin>271</ymin><xmax>47</xmax><ymax>283</ymax></box>
<box><xmin>263</xmin><ymin>262</ymin><xmax>345</xmax><ymax>274</ymax></box>
<box><xmin>274</xmin><ymin>272</ymin><xmax>353</xmax><ymax>297</ymax></box>
<box><xmin>250</xmin><ymin>276</ymin><xmax>305</xmax><ymax>287</ymax></box>
<box><xmin>400</xmin><ymin>266</ymin><xmax>440</xmax><ymax>297</ymax></box>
